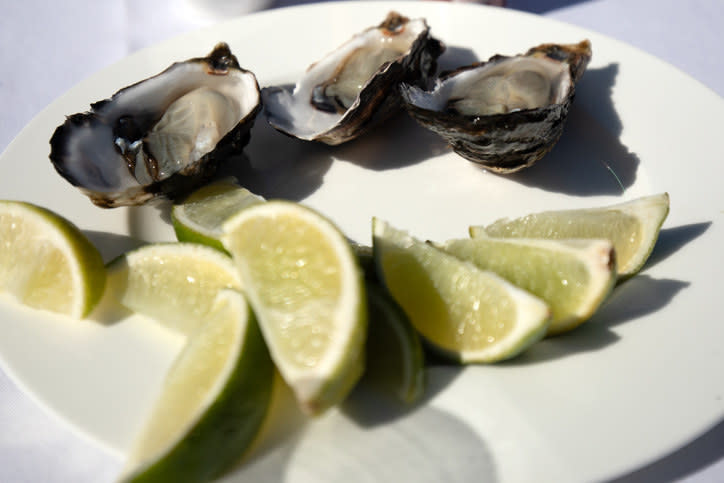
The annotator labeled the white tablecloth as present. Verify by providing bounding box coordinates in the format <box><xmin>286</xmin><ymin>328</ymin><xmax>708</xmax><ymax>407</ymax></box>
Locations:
<box><xmin>0</xmin><ymin>1</ymin><xmax>722</xmax><ymax>481</ymax></box>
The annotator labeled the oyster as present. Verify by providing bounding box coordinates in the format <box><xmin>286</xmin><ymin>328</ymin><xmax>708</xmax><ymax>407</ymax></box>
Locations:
<box><xmin>262</xmin><ymin>11</ymin><xmax>444</xmax><ymax>145</ymax></box>
<box><xmin>50</xmin><ymin>43</ymin><xmax>261</xmax><ymax>208</ymax></box>
<box><xmin>401</xmin><ymin>40</ymin><xmax>592</xmax><ymax>173</ymax></box>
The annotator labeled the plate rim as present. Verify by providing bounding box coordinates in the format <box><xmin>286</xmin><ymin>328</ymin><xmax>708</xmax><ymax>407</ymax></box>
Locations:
<box><xmin>1</xmin><ymin>2</ymin><xmax>723</xmax><ymax>482</ymax></box>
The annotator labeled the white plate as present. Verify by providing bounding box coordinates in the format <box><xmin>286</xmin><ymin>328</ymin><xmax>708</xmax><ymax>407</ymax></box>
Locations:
<box><xmin>1</xmin><ymin>2</ymin><xmax>722</xmax><ymax>482</ymax></box>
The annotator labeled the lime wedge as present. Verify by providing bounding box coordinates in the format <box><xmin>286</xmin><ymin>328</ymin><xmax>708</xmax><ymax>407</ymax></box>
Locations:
<box><xmin>121</xmin><ymin>289</ymin><xmax>273</xmax><ymax>483</ymax></box>
<box><xmin>362</xmin><ymin>283</ymin><xmax>425</xmax><ymax>404</ymax></box>
<box><xmin>106</xmin><ymin>243</ymin><xmax>241</xmax><ymax>335</ymax></box>
<box><xmin>470</xmin><ymin>193</ymin><xmax>669</xmax><ymax>278</ymax></box>
<box><xmin>0</xmin><ymin>200</ymin><xmax>105</xmax><ymax>318</ymax></box>
<box><xmin>373</xmin><ymin>218</ymin><xmax>550</xmax><ymax>363</ymax></box>
<box><xmin>171</xmin><ymin>178</ymin><xmax>265</xmax><ymax>252</ymax></box>
<box><xmin>220</xmin><ymin>201</ymin><xmax>367</xmax><ymax>415</ymax></box>
<box><xmin>438</xmin><ymin>237</ymin><xmax>616</xmax><ymax>335</ymax></box>
<box><xmin>349</xmin><ymin>241</ymin><xmax>377</xmax><ymax>281</ymax></box>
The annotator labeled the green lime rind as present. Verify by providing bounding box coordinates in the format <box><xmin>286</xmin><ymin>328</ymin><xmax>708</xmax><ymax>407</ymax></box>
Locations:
<box><xmin>171</xmin><ymin>179</ymin><xmax>265</xmax><ymax>254</ymax></box>
<box><xmin>122</xmin><ymin>290</ymin><xmax>274</xmax><ymax>483</ymax></box>
<box><xmin>437</xmin><ymin>237</ymin><xmax>617</xmax><ymax>335</ymax></box>
<box><xmin>372</xmin><ymin>218</ymin><xmax>550</xmax><ymax>364</ymax></box>
<box><xmin>363</xmin><ymin>283</ymin><xmax>426</xmax><ymax>404</ymax></box>
<box><xmin>171</xmin><ymin>218</ymin><xmax>228</xmax><ymax>254</ymax></box>
<box><xmin>471</xmin><ymin>193</ymin><xmax>669</xmax><ymax>279</ymax></box>
<box><xmin>0</xmin><ymin>200</ymin><xmax>106</xmax><ymax>318</ymax></box>
<box><xmin>349</xmin><ymin>241</ymin><xmax>378</xmax><ymax>282</ymax></box>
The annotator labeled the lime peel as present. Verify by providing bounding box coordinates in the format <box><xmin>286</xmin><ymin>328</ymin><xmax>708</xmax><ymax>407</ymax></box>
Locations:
<box><xmin>471</xmin><ymin>193</ymin><xmax>669</xmax><ymax>278</ymax></box>
<box><xmin>121</xmin><ymin>289</ymin><xmax>274</xmax><ymax>483</ymax></box>
<box><xmin>171</xmin><ymin>178</ymin><xmax>265</xmax><ymax>253</ymax></box>
<box><xmin>0</xmin><ymin>200</ymin><xmax>106</xmax><ymax>318</ymax></box>
<box><xmin>438</xmin><ymin>237</ymin><xmax>616</xmax><ymax>335</ymax></box>
<box><xmin>363</xmin><ymin>283</ymin><xmax>426</xmax><ymax>404</ymax></box>
<box><xmin>372</xmin><ymin>217</ymin><xmax>550</xmax><ymax>363</ymax></box>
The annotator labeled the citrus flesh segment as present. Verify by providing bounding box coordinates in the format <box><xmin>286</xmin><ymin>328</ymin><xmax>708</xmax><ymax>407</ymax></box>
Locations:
<box><xmin>372</xmin><ymin>218</ymin><xmax>550</xmax><ymax>363</ymax></box>
<box><xmin>470</xmin><ymin>193</ymin><xmax>669</xmax><ymax>278</ymax></box>
<box><xmin>121</xmin><ymin>289</ymin><xmax>274</xmax><ymax>483</ymax></box>
<box><xmin>362</xmin><ymin>283</ymin><xmax>425</xmax><ymax>404</ymax></box>
<box><xmin>171</xmin><ymin>178</ymin><xmax>265</xmax><ymax>252</ymax></box>
<box><xmin>438</xmin><ymin>237</ymin><xmax>616</xmax><ymax>335</ymax></box>
<box><xmin>106</xmin><ymin>243</ymin><xmax>241</xmax><ymax>335</ymax></box>
<box><xmin>220</xmin><ymin>201</ymin><xmax>367</xmax><ymax>415</ymax></box>
<box><xmin>0</xmin><ymin>200</ymin><xmax>106</xmax><ymax>318</ymax></box>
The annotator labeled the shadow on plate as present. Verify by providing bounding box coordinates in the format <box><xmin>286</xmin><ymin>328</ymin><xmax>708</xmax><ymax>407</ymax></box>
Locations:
<box><xmin>610</xmin><ymin>416</ymin><xmax>724</xmax><ymax>482</ymax></box>
<box><xmin>503</xmin><ymin>274</ymin><xmax>689</xmax><ymax>366</ymax></box>
<box><xmin>337</xmin><ymin>61</ymin><xmax>640</xmax><ymax>198</ymax></box>
<box><xmin>340</xmin><ymin>363</ymin><xmax>466</xmax><ymax>427</ymax></box>
<box><xmin>120</xmin><ymin>198</ymin><xmax>179</xmax><ymax>245</ymax></box>
<box><xmin>81</xmin><ymin>230</ymin><xmax>145</xmax><ymax>325</ymax></box>
<box><xmin>507</xmin><ymin>64</ymin><xmax>641</xmax><ymax>195</ymax></box>
<box><xmin>645</xmin><ymin>222</ymin><xmax>712</xmax><ymax>270</ymax></box>
<box><xmin>82</xmin><ymin>229</ymin><xmax>147</xmax><ymax>263</ymax></box>
<box><xmin>221</xmin><ymin>118</ymin><xmax>335</xmax><ymax>201</ymax></box>
<box><xmin>336</xmin><ymin>390</ymin><xmax>497</xmax><ymax>482</ymax></box>
<box><xmin>495</xmin><ymin>220</ymin><xmax>710</xmax><ymax>365</ymax></box>
<box><xmin>223</xmin><ymin>374</ymin><xmax>308</xmax><ymax>483</ymax></box>
<box><xmin>336</xmin><ymin>112</ymin><xmax>450</xmax><ymax>171</ymax></box>
<box><xmin>227</xmin><ymin>369</ymin><xmax>498</xmax><ymax>483</ymax></box>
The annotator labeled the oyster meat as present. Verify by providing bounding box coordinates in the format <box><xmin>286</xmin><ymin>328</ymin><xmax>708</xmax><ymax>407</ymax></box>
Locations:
<box><xmin>50</xmin><ymin>43</ymin><xmax>261</xmax><ymax>208</ymax></box>
<box><xmin>262</xmin><ymin>11</ymin><xmax>444</xmax><ymax>145</ymax></box>
<box><xmin>401</xmin><ymin>40</ymin><xmax>592</xmax><ymax>173</ymax></box>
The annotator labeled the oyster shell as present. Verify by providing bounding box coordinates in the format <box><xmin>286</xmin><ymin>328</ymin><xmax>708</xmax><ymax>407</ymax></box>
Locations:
<box><xmin>401</xmin><ymin>40</ymin><xmax>592</xmax><ymax>173</ymax></box>
<box><xmin>261</xmin><ymin>11</ymin><xmax>444</xmax><ymax>145</ymax></box>
<box><xmin>49</xmin><ymin>43</ymin><xmax>261</xmax><ymax>208</ymax></box>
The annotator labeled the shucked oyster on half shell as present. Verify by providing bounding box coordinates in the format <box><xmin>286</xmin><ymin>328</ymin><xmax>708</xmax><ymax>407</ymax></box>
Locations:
<box><xmin>401</xmin><ymin>40</ymin><xmax>592</xmax><ymax>173</ymax></box>
<box><xmin>49</xmin><ymin>43</ymin><xmax>261</xmax><ymax>208</ymax></box>
<box><xmin>261</xmin><ymin>11</ymin><xmax>444</xmax><ymax>145</ymax></box>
